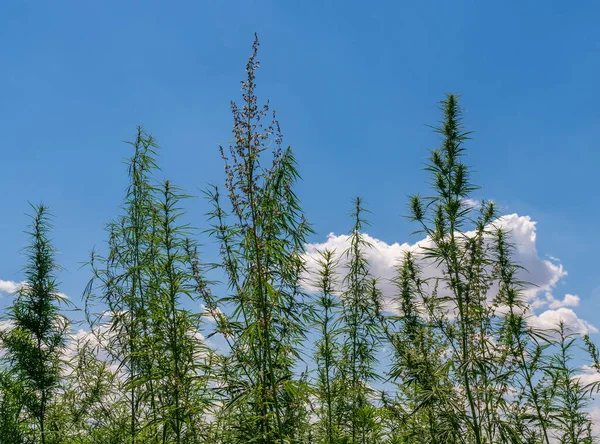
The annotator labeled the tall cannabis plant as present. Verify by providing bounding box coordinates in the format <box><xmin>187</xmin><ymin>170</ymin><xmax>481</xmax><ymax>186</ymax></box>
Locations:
<box><xmin>406</xmin><ymin>95</ymin><xmax>492</xmax><ymax>443</ymax></box>
<box><xmin>85</xmin><ymin>127</ymin><xmax>160</xmax><ymax>443</ymax></box>
<box><xmin>312</xmin><ymin>249</ymin><xmax>342</xmax><ymax>443</ymax></box>
<box><xmin>203</xmin><ymin>34</ymin><xmax>312</xmax><ymax>443</ymax></box>
<box><xmin>149</xmin><ymin>180</ymin><xmax>211</xmax><ymax>443</ymax></box>
<box><xmin>543</xmin><ymin>323</ymin><xmax>594</xmax><ymax>443</ymax></box>
<box><xmin>383</xmin><ymin>251</ymin><xmax>460</xmax><ymax>443</ymax></box>
<box><xmin>0</xmin><ymin>204</ymin><xmax>69</xmax><ymax>444</ymax></box>
<box><xmin>60</xmin><ymin>332</ymin><xmax>129</xmax><ymax>444</ymax></box>
<box><xmin>337</xmin><ymin>198</ymin><xmax>383</xmax><ymax>443</ymax></box>
<box><xmin>393</xmin><ymin>95</ymin><xmax>555</xmax><ymax>443</ymax></box>
<box><xmin>85</xmin><ymin>129</ymin><xmax>212</xmax><ymax>444</ymax></box>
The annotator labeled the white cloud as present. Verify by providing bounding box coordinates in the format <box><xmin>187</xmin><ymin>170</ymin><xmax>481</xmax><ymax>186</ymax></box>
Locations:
<box><xmin>0</xmin><ymin>321</ymin><xmax>13</xmax><ymax>359</ymax></box>
<box><xmin>532</xmin><ymin>292</ymin><xmax>581</xmax><ymax>310</ymax></box>
<box><xmin>303</xmin><ymin>232</ymin><xmax>412</xmax><ymax>311</ymax></box>
<box><xmin>0</xmin><ymin>320</ymin><xmax>13</xmax><ymax>330</ymax></box>
<box><xmin>0</xmin><ymin>280</ymin><xmax>24</xmax><ymax>295</ymax></box>
<box><xmin>0</xmin><ymin>280</ymin><xmax>67</xmax><ymax>300</ymax></box>
<box><xmin>201</xmin><ymin>304</ymin><xmax>224</xmax><ymax>323</ymax></box>
<box><xmin>492</xmin><ymin>214</ymin><xmax>566</xmax><ymax>301</ymax></box>
<box><xmin>303</xmin><ymin>213</ymin><xmax>595</xmax><ymax>334</ymax></box>
<box><xmin>573</xmin><ymin>365</ymin><xmax>600</xmax><ymax>387</ymax></box>
<box><xmin>528</xmin><ymin>308</ymin><xmax>597</xmax><ymax>335</ymax></box>
<box><xmin>588</xmin><ymin>405</ymin><xmax>600</xmax><ymax>436</ymax></box>
<box><xmin>461</xmin><ymin>198</ymin><xmax>482</xmax><ymax>209</ymax></box>
<box><xmin>549</xmin><ymin>293</ymin><xmax>580</xmax><ymax>309</ymax></box>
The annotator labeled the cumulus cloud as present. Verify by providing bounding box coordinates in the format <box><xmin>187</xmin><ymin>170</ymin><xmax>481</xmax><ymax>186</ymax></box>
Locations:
<box><xmin>0</xmin><ymin>320</ymin><xmax>13</xmax><ymax>331</ymax></box>
<box><xmin>573</xmin><ymin>365</ymin><xmax>600</xmax><ymax>387</ymax></box>
<box><xmin>303</xmin><ymin>232</ymin><xmax>413</xmax><ymax>311</ymax></box>
<box><xmin>549</xmin><ymin>293</ymin><xmax>580</xmax><ymax>309</ymax></box>
<box><xmin>0</xmin><ymin>279</ymin><xmax>68</xmax><ymax>301</ymax></box>
<box><xmin>461</xmin><ymin>198</ymin><xmax>482</xmax><ymax>209</ymax></box>
<box><xmin>303</xmin><ymin>213</ymin><xmax>595</xmax><ymax>334</ymax></box>
<box><xmin>0</xmin><ymin>280</ymin><xmax>24</xmax><ymax>295</ymax></box>
<box><xmin>531</xmin><ymin>292</ymin><xmax>581</xmax><ymax>311</ymax></box>
<box><xmin>201</xmin><ymin>304</ymin><xmax>224</xmax><ymax>323</ymax></box>
<box><xmin>487</xmin><ymin>215</ymin><xmax>567</xmax><ymax>303</ymax></box>
<box><xmin>528</xmin><ymin>308</ymin><xmax>597</xmax><ymax>335</ymax></box>
<box><xmin>64</xmin><ymin>325</ymin><xmax>113</xmax><ymax>359</ymax></box>
<box><xmin>588</xmin><ymin>406</ymin><xmax>600</xmax><ymax>436</ymax></box>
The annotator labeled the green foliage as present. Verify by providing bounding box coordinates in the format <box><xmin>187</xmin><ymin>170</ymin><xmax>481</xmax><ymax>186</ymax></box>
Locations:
<box><xmin>1</xmin><ymin>38</ymin><xmax>600</xmax><ymax>444</ymax></box>
<box><xmin>312</xmin><ymin>249</ymin><xmax>342</xmax><ymax>443</ymax></box>
<box><xmin>0</xmin><ymin>204</ymin><xmax>69</xmax><ymax>444</ymax></box>
<box><xmin>336</xmin><ymin>198</ymin><xmax>383</xmax><ymax>443</ymax></box>
<box><xmin>202</xmin><ymin>34</ymin><xmax>313</xmax><ymax>443</ymax></box>
<box><xmin>0</xmin><ymin>369</ymin><xmax>28</xmax><ymax>442</ymax></box>
<box><xmin>84</xmin><ymin>127</ymin><xmax>162</xmax><ymax>443</ymax></box>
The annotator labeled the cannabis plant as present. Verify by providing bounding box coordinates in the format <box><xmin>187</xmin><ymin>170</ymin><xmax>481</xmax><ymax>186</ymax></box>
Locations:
<box><xmin>85</xmin><ymin>129</ymin><xmax>212</xmax><ymax>443</ymax></box>
<box><xmin>0</xmin><ymin>204</ymin><xmax>69</xmax><ymax>444</ymax></box>
<box><xmin>202</xmin><ymin>34</ymin><xmax>312</xmax><ymax>443</ymax></box>
<box><xmin>1</xmin><ymin>35</ymin><xmax>600</xmax><ymax>444</ymax></box>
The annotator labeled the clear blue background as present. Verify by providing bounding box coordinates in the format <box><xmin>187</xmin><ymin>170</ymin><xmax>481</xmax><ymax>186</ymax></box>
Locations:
<box><xmin>0</xmin><ymin>1</ymin><xmax>598</xmax><ymax>324</ymax></box>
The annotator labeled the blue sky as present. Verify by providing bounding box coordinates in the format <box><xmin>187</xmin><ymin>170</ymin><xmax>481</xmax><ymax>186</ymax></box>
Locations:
<box><xmin>0</xmin><ymin>1</ymin><xmax>599</xmax><ymax>334</ymax></box>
